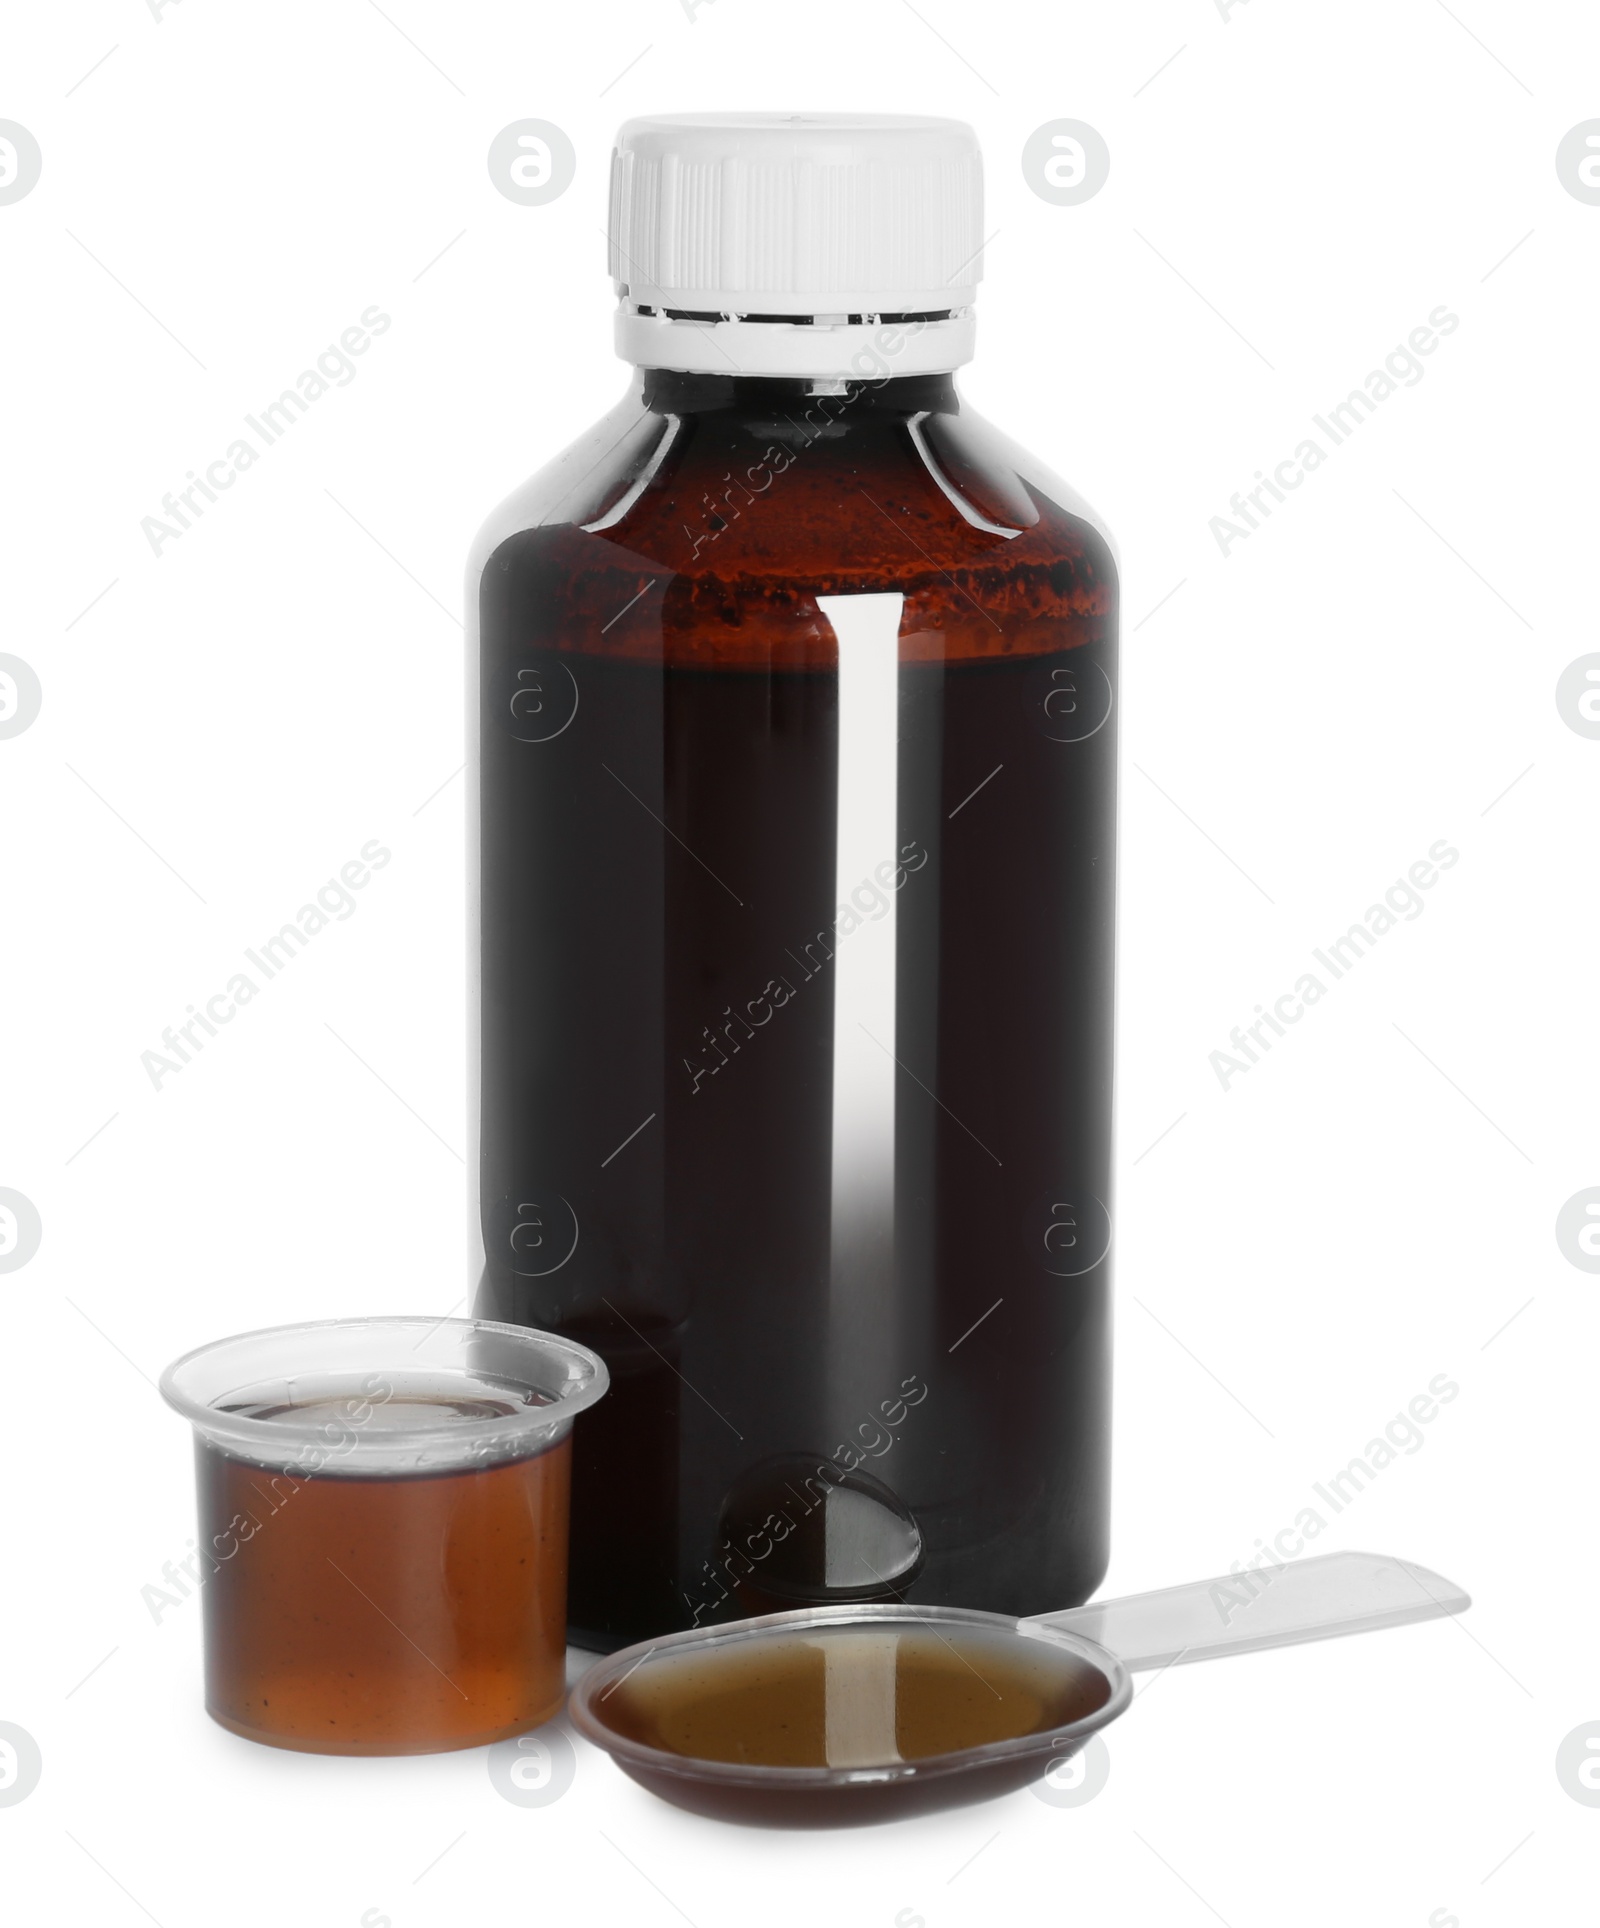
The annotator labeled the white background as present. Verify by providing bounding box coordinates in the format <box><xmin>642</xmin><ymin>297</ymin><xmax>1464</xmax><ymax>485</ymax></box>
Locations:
<box><xmin>2</xmin><ymin>1</ymin><xmax>1597</xmax><ymax>1923</ymax></box>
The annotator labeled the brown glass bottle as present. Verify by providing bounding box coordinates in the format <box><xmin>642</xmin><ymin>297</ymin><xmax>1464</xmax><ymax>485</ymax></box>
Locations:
<box><xmin>471</xmin><ymin>355</ymin><xmax>1116</xmax><ymax>1648</ymax></box>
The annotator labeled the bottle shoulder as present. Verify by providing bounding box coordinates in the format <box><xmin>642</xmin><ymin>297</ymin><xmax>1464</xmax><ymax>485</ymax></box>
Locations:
<box><xmin>472</xmin><ymin>385</ymin><xmax>1116</xmax><ymax>668</ymax></box>
<box><xmin>467</xmin><ymin>389</ymin><xmax>666</xmax><ymax>578</ymax></box>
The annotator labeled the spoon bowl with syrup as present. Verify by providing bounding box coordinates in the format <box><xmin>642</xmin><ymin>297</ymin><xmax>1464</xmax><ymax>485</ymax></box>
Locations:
<box><xmin>569</xmin><ymin>1550</ymin><xmax>1469</xmax><ymax>1826</ymax></box>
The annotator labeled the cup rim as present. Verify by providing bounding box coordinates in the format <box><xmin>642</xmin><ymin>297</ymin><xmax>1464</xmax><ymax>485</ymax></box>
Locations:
<box><xmin>160</xmin><ymin>1314</ymin><xmax>609</xmax><ymax>1473</ymax></box>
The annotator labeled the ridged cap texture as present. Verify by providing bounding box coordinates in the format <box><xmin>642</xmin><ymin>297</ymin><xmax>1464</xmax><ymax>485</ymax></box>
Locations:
<box><xmin>607</xmin><ymin>113</ymin><xmax>984</xmax><ymax>317</ymax></box>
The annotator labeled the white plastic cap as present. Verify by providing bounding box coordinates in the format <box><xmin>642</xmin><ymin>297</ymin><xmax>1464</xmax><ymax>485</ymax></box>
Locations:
<box><xmin>608</xmin><ymin>112</ymin><xmax>984</xmax><ymax>378</ymax></box>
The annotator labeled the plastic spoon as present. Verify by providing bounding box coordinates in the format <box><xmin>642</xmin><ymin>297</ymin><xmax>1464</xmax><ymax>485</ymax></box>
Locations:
<box><xmin>569</xmin><ymin>1550</ymin><xmax>1469</xmax><ymax>1826</ymax></box>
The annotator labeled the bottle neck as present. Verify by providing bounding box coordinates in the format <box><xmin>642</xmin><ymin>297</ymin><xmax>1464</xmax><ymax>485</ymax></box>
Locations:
<box><xmin>638</xmin><ymin>368</ymin><xmax>960</xmax><ymax>421</ymax></box>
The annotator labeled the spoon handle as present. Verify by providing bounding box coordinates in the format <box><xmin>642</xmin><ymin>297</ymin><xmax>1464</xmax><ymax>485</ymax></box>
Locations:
<box><xmin>1030</xmin><ymin>1549</ymin><xmax>1470</xmax><ymax>1671</ymax></box>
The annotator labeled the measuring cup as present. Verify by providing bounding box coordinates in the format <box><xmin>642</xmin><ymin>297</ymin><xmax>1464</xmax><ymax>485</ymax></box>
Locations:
<box><xmin>161</xmin><ymin>1316</ymin><xmax>608</xmax><ymax>1755</ymax></box>
<box><xmin>569</xmin><ymin>1550</ymin><xmax>1469</xmax><ymax>1825</ymax></box>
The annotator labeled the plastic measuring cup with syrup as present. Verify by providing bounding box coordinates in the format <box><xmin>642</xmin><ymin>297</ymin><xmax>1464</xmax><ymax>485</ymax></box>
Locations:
<box><xmin>569</xmin><ymin>1550</ymin><xmax>1470</xmax><ymax>1825</ymax></box>
<box><xmin>161</xmin><ymin>1316</ymin><xmax>607</xmax><ymax>1755</ymax></box>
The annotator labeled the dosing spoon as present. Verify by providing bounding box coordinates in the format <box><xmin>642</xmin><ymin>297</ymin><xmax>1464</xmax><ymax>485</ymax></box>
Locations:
<box><xmin>568</xmin><ymin>1550</ymin><xmax>1469</xmax><ymax>1827</ymax></box>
